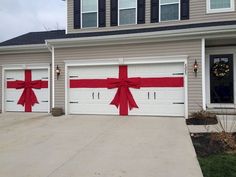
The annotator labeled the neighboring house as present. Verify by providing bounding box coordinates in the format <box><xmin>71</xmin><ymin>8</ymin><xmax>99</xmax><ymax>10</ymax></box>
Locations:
<box><xmin>0</xmin><ymin>0</ymin><xmax>236</xmax><ymax>117</ymax></box>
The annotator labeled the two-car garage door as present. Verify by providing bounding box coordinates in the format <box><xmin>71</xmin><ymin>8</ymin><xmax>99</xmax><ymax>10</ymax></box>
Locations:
<box><xmin>68</xmin><ymin>63</ymin><xmax>185</xmax><ymax>116</ymax></box>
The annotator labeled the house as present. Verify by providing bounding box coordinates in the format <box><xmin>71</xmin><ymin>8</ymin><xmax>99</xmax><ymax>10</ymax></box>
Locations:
<box><xmin>0</xmin><ymin>0</ymin><xmax>236</xmax><ymax>118</ymax></box>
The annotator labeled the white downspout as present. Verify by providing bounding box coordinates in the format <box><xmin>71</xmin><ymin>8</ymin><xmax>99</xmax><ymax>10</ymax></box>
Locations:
<box><xmin>202</xmin><ymin>38</ymin><xmax>206</xmax><ymax>110</ymax></box>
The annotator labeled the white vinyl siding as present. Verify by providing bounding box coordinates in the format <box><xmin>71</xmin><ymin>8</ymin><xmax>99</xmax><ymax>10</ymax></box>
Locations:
<box><xmin>118</xmin><ymin>0</ymin><xmax>137</xmax><ymax>25</ymax></box>
<box><xmin>207</xmin><ymin>0</ymin><xmax>235</xmax><ymax>13</ymax></box>
<box><xmin>160</xmin><ymin>0</ymin><xmax>180</xmax><ymax>21</ymax></box>
<box><xmin>81</xmin><ymin>0</ymin><xmax>98</xmax><ymax>28</ymax></box>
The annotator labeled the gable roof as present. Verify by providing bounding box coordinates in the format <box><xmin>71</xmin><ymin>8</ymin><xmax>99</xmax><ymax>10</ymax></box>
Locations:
<box><xmin>1</xmin><ymin>20</ymin><xmax>236</xmax><ymax>47</ymax></box>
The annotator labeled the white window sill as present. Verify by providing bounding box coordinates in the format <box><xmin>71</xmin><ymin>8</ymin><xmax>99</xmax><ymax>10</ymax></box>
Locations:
<box><xmin>206</xmin><ymin>8</ymin><xmax>235</xmax><ymax>14</ymax></box>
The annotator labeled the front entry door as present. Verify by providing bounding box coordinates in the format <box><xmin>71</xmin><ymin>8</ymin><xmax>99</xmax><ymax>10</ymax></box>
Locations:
<box><xmin>210</xmin><ymin>54</ymin><xmax>234</xmax><ymax>104</ymax></box>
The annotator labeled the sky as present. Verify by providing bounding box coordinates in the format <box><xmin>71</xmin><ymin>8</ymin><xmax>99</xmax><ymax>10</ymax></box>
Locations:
<box><xmin>0</xmin><ymin>0</ymin><xmax>66</xmax><ymax>42</ymax></box>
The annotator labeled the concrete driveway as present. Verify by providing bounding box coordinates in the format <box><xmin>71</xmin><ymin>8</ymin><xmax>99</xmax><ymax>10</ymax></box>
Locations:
<box><xmin>0</xmin><ymin>113</ymin><xmax>203</xmax><ymax>177</ymax></box>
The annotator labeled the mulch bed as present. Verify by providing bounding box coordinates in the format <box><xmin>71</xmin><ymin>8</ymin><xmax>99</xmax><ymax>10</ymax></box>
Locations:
<box><xmin>186</xmin><ymin>117</ymin><xmax>218</xmax><ymax>125</ymax></box>
<box><xmin>191</xmin><ymin>133</ymin><xmax>236</xmax><ymax>157</ymax></box>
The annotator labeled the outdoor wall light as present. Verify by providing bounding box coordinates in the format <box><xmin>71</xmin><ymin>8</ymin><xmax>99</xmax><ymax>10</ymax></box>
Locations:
<box><xmin>193</xmin><ymin>60</ymin><xmax>199</xmax><ymax>77</ymax></box>
<box><xmin>56</xmin><ymin>65</ymin><xmax>61</xmax><ymax>80</ymax></box>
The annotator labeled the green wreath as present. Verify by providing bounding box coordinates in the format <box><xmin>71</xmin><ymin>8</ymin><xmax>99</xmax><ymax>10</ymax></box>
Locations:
<box><xmin>212</xmin><ymin>61</ymin><xmax>230</xmax><ymax>78</ymax></box>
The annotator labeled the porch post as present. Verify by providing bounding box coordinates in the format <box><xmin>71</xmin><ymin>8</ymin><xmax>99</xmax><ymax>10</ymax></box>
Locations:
<box><xmin>201</xmin><ymin>38</ymin><xmax>206</xmax><ymax>110</ymax></box>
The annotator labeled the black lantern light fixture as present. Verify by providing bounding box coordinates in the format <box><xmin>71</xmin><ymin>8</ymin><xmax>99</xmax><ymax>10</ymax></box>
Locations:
<box><xmin>193</xmin><ymin>60</ymin><xmax>198</xmax><ymax>77</ymax></box>
<box><xmin>56</xmin><ymin>65</ymin><xmax>61</xmax><ymax>80</ymax></box>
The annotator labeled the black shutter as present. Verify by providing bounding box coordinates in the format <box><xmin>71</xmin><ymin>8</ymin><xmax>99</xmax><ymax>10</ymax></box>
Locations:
<box><xmin>110</xmin><ymin>0</ymin><xmax>118</xmax><ymax>26</ymax></box>
<box><xmin>181</xmin><ymin>0</ymin><xmax>189</xmax><ymax>20</ymax></box>
<box><xmin>74</xmin><ymin>0</ymin><xmax>81</xmax><ymax>29</ymax></box>
<box><xmin>151</xmin><ymin>0</ymin><xmax>159</xmax><ymax>23</ymax></box>
<box><xmin>99</xmin><ymin>0</ymin><xmax>106</xmax><ymax>27</ymax></box>
<box><xmin>137</xmin><ymin>0</ymin><xmax>146</xmax><ymax>24</ymax></box>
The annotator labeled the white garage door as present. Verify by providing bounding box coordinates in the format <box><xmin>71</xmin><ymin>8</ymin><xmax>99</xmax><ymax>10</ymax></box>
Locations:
<box><xmin>68</xmin><ymin>63</ymin><xmax>185</xmax><ymax>116</ymax></box>
<box><xmin>5</xmin><ymin>69</ymin><xmax>49</xmax><ymax>112</ymax></box>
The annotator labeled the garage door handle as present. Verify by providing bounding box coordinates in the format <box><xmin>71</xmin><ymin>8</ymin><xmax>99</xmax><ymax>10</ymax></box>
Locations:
<box><xmin>70</xmin><ymin>76</ymin><xmax>79</xmax><ymax>78</ymax></box>
<box><xmin>154</xmin><ymin>92</ymin><xmax>156</xmax><ymax>100</ymax></box>
<box><xmin>98</xmin><ymin>92</ymin><xmax>100</xmax><ymax>99</ymax></box>
<box><xmin>42</xmin><ymin>77</ymin><xmax>48</xmax><ymax>79</ymax></box>
<box><xmin>6</xmin><ymin>100</ymin><xmax>14</xmax><ymax>102</ymax></box>
<box><xmin>172</xmin><ymin>73</ymin><xmax>184</xmax><ymax>75</ymax></box>
<box><xmin>173</xmin><ymin>102</ymin><xmax>184</xmax><ymax>104</ymax></box>
<box><xmin>92</xmin><ymin>92</ymin><xmax>94</xmax><ymax>99</ymax></box>
<box><xmin>70</xmin><ymin>101</ymin><xmax>79</xmax><ymax>104</ymax></box>
<box><xmin>148</xmin><ymin>92</ymin><xmax>150</xmax><ymax>99</ymax></box>
<box><xmin>6</xmin><ymin>78</ymin><xmax>15</xmax><ymax>80</ymax></box>
<box><xmin>41</xmin><ymin>101</ymin><xmax>48</xmax><ymax>103</ymax></box>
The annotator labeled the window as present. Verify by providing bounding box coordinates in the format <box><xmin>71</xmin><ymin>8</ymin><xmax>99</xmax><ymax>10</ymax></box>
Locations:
<box><xmin>118</xmin><ymin>0</ymin><xmax>137</xmax><ymax>25</ymax></box>
<box><xmin>207</xmin><ymin>0</ymin><xmax>235</xmax><ymax>13</ymax></box>
<box><xmin>160</xmin><ymin>0</ymin><xmax>180</xmax><ymax>21</ymax></box>
<box><xmin>81</xmin><ymin>0</ymin><xmax>98</xmax><ymax>28</ymax></box>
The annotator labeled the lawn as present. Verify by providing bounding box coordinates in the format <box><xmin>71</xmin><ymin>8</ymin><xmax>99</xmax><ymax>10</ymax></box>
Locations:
<box><xmin>198</xmin><ymin>153</ymin><xmax>236</xmax><ymax>177</ymax></box>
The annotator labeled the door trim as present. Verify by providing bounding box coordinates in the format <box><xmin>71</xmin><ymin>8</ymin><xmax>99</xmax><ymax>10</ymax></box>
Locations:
<box><xmin>65</xmin><ymin>56</ymin><xmax>188</xmax><ymax>118</ymax></box>
<box><xmin>2</xmin><ymin>64</ymin><xmax>51</xmax><ymax>113</ymax></box>
<box><xmin>206</xmin><ymin>47</ymin><xmax>236</xmax><ymax>108</ymax></box>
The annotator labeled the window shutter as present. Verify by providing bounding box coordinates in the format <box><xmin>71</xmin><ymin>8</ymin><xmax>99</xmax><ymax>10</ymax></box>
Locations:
<box><xmin>181</xmin><ymin>0</ymin><xmax>189</xmax><ymax>20</ymax></box>
<box><xmin>110</xmin><ymin>0</ymin><xmax>118</xmax><ymax>26</ymax></box>
<box><xmin>137</xmin><ymin>0</ymin><xmax>146</xmax><ymax>24</ymax></box>
<box><xmin>74</xmin><ymin>0</ymin><xmax>81</xmax><ymax>29</ymax></box>
<box><xmin>99</xmin><ymin>0</ymin><xmax>106</xmax><ymax>27</ymax></box>
<box><xmin>151</xmin><ymin>0</ymin><xmax>159</xmax><ymax>23</ymax></box>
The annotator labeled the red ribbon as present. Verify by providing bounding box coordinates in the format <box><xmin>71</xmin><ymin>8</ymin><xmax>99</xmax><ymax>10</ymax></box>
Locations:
<box><xmin>7</xmin><ymin>70</ymin><xmax>48</xmax><ymax>112</ymax></box>
<box><xmin>70</xmin><ymin>65</ymin><xmax>184</xmax><ymax>116</ymax></box>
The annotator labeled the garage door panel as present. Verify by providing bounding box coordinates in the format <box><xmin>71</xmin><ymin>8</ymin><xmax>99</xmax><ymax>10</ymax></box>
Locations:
<box><xmin>68</xmin><ymin>66</ymin><xmax>118</xmax><ymax>115</ymax></box>
<box><xmin>68</xmin><ymin>62</ymin><xmax>185</xmax><ymax>117</ymax></box>
<box><xmin>5</xmin><ymin>69</ymin><xmax>49</xmax><ymax>113</ymax></box>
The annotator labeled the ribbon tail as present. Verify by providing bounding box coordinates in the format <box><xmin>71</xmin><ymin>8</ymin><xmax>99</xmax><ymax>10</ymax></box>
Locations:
<box><xmin>127</xmin><ymin>88</ymin><xmax>139</xmax><ymax>110</ymax></box>
<box><xmin>30</xmin><ymin>89</ymin><xmax>39</xmax><ymax>106</ymax></box>
<box><xmin>17</xmin><ymin>89</ymin><xmax>26</xmax><ymax>106</ymax></box>
<box><xmin>110</xmin><ymin>88</ymin><xmax>121</xmax><ymax>108</ymax></box>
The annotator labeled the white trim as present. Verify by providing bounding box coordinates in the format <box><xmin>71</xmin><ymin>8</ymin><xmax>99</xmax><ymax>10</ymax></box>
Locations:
<box><xmin>206</xmin><ymin>0</ymin><xmax>235</xmax><ymax>14</ymax></box>
<box><xmin>65</xmin><ymin>64</ymin><xmax>68</xmax><ymax>115</ymax></box>
<box><xmin>118</xmin><ymin>0</ymin><xmax>137</xmax><ymax>26</ymax></box>
<box><xmin>159</xmin><ymin>0</ymin><xmax>180</xmax><ymax>22</ymax></box>
<box><xmin>66</xmin><ymin>0</ymin><xmax>68</xmax><ymax>34</ymax></box>
<box><xmin>2</xmin><ymin>64</ymin><xmax>51</xmax><ymax>113</ymax></box>
<box><xmin>206</xmin><ymin>46</ymin><xmax>236</xmax><ymax>108</ymax></box>
<box><xmin>52</xmin><ymin>46</ymin><xmax>55</xmax><ymax>108</ymax></box>
<box><xmin>81</xmin><ymin>0</ymin><xmax>99</xmax><ymax>29</ymax></box>
<box><xmin>202</xmin><ymin>38</ymin><xmax>206</xmax><ymax>110</ymax></box>
<box><xmin>64</xmin><ymin>55</ymin><xmax>188</xmax><ymax>118</ymax></box>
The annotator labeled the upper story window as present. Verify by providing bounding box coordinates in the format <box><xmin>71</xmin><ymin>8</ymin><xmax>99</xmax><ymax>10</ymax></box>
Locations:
<box><xmin>160</xmin><ymin>0</ymin><xmax>180</xmax><ymax>21</ymax></box>
<box><xmin>118</xmin><ymin>0</ymin><xmax>137</xmax><ymax>25</ymax></box>
<box><xmin>207</xmin><ymin>0</ymin><xmax>235</xmax><ymax>13</ymax></box>
<box><xmin>81</xmin><ymin>0</ymin><xmax>98</xmax><ymax>28</ymax></box>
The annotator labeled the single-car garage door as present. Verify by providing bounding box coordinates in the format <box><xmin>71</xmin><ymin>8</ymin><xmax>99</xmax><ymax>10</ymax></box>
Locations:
<box><xmin>68</xmin><ymin>63</ymin><xmax>185</xmax><ymax>116</ymax></box>
<box><xmin>5</xmin><ymin>69</ymin><xmax>49</xmax><ymax>112</ymax></box>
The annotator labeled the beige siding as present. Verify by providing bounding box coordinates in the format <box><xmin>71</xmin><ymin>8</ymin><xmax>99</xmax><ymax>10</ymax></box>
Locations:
<box><xmin>0</xmin><ymin>52</ymin><xmax>51</xmax><ymax>112</ymax></box>
<box><xmin>54</xmin><ymin>39</ymin><xmax>202</xmax><ymax>115</ymax></box>
<box><xmin>67</xmin><ymin>0</ymin><xmax>236</xmax><ymax>33</ymax></box>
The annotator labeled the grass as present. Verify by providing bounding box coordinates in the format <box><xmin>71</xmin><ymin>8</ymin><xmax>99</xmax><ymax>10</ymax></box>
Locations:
<box><xmin>198</xmin><ymin>153</ymin><xmax>236</xmax><ymax>177</ymax></box>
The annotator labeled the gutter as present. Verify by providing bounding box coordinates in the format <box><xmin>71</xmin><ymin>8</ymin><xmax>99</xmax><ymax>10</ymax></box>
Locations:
<box><xmin>46</xmin><ymin>25</ymin><xmax>236</xmax><ymax>48</ymax></box>
<box><xmin>0</xmin><ymin>44</ymin><xmax>49</xmax><ymax>54</ymax></box>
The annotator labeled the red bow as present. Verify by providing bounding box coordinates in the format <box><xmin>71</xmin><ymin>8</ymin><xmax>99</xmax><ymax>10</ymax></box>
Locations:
<box><xmin>107</xmin><ymin>78</ymin><xmax>141</xmax><ymax>115</ymax></box>
<box><xmin>7</xmin><ymin>70</ymin><xmax>48</xmax><ymax>112</ymax></box>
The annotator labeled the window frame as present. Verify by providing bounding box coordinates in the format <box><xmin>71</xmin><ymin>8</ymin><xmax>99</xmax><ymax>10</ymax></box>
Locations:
<box><xmin>80</xmin><ymin>0</ymin><xmax>99</xmax><ymax>29</ymax></box>
<box><xmin>159</xmin><ymin>0</ymin><xmax>181</xmax><ymax>22</ymax></box>
<box><xmin>206</xmin><ymin>0</ymin><xmax>235</xmax><ymax>14</ymax></box>
<box><xmin>118</xmin><ymin>0</ymin><xmax>138</xmax><ymax>26</ymax></box>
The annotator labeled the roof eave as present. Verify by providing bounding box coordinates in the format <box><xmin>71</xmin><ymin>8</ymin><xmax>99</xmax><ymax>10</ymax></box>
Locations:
<box><xmin>0</xmin><ymin>44</ymin><xmax>49</xmax><ymax>54</ymax></box>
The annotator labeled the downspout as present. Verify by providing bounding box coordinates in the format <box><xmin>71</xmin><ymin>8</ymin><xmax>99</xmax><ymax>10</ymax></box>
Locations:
<box><xmin>46</xmin><ymin>42</ymin><xmax>55</xmax><ymax>109</ymax></box>
<box><xmin>201</xmin><ymin>38</ymin><xmax>206</xmax><ymax>110</ymax></box>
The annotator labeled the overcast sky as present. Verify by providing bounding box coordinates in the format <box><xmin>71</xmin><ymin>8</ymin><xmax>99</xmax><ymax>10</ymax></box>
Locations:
<box><xmin>0</xmin><ymin>0</ymin><xmax>66</xmax><ymax>42</ymax></box>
